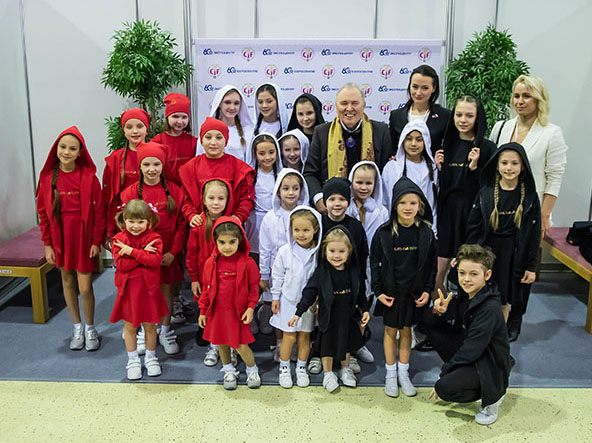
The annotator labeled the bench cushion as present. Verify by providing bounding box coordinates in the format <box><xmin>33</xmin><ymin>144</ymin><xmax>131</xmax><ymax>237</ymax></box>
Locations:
<box><xmin>544</xmin><ymin>227</ymin><xmax>592</xmax><ymax>272</ymax></box>
<box><xmin>0</xmin><ymin>226</ymin><xmax>47</xmax><ymax>267</ymax></box>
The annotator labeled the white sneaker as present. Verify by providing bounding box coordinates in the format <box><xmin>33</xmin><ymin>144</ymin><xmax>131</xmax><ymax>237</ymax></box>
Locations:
<box><xmin>223</xmin><ymin>371</ymin><xmax>238</xmax><ymax>390</ymax></box>
<box><xmin>231</xmin><ymin>348</ymin><xmax>239</xmax><ymax>367</ymax></box>
<box><xmin>290</xmin><ymin>343</ymin><xmax>298</xmax><ymax>362</ymax></box>
<box><xmin>279</xmin><ymin>366</ymin><xmax>293</xmax><ymax>388</ymax></box>
<box><xmin>272</xmin><ymin>345</ymin><xmax>281</xmax><ymax>363</ymax></box>
<box><xmin>349</xmin><ymin>356</ymin><xmax>361</xmax><ymax>374</ymax></box>
<box><xmin>144</xmin><ymin>356</ymin><xmax>162</xmax><ymax>377</ymax></box>
<box><xmin>339</xmin><ymin>367</ymin><xmax>357</xmax><ymax>388</ymax></box>
<box><xmin>204</xmin><ymin>346</ymin><xmax>219</xmax><ymax>366</ymax></box>
<box><xmin>171</xmin><ymin>300</ymin><xmax>186</xmax><ymax>325</ymax></box>
<box><xmin>398</xmin><ymin>372</ymin><xmax>417</xmax><ymax>397</ymax></box>
<box><xmin>353</xmin><ymin>345</ymin><xmax>374</xmax><ymax>363</ymax></box>
<box><xmin>323</xmin><ymin>372</ymin><xmax>339</xmax><ymax>393</ymax></box>
<box><xmin>295</xmin><ymin>366</ymin><xmax>310</xmax><ymax>387</ymax></box>
<box><xmin>69</xmin><ymin>327</ymin><xmax>84</xmax><ymax>350</ymax></box>
<box><xmin>126</xmin><ymin>358</ymin><xmax>142</xmax><ymax>380</ymax></box>
<box><xmin>475</xmin><ymin>396</ymin><xmax>503</xmax><ymax>425</ymax></box>
<box><xmin>136</xmin><ymin>329</ymin><xmax>146</xmax><ymax>355</ymax></box>
<box><xmin>159</xmin><ymin>330</ymin><xmax>180</xmax><ymax>354</ymax></box>
<box><xmin>246</xmin><ymin>370</ymin><xmax>261</xmax><ymax>389</ymax></box>
<box><xmin>385</xmin><ymin>371</ymin><xmax>398</xmax><ymax>397</ymax></box>
<box><xmin>85</xmin><ymin>328</ymin><xmax>100</xmax><ymax>351</ymax></box>
<box><xmin>257</xmin><ymin>304</ymin><xmax>273</xmax><ymax>335</ymax></box>
<box><xmin>308</xmin><ymin>357</ymin><xmax>322</xmax><ymax>375</ymax></box>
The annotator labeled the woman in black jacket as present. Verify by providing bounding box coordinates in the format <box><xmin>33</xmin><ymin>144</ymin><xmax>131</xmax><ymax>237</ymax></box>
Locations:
<box><xmin>466</xmin><ymin>142</ymin><xmax>541</xmax><ymax>340</ymax></box>
<box><xmin>388</xmin><ymin>64</ymin><xmax>451</xmax><ymax>155</ymax></box>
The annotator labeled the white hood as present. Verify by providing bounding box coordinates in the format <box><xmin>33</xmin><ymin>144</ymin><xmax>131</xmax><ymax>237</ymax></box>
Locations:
<box><xmin>209</xmin><ymin>84</ymin><xmax>254</xmax><ymax>129</ymax></box>
<box><xmin>253</xmin><ymin>82</ymin><xmax>289</xmax><ymax>133</ymax></box>
<box><xmin>245</xmin><ymin>132</ymin><xmax>284</xmax><ymax>171</ymax></box>
<box><xmin>395</xmin><ymin>120</ymin><xmax>434</xmax><ymax>172</ymax></box>
<box><xmin>278</xmin><ymin>128</ymin><xmax>310</xmax><ymax>169</ymax></box>
<box><xmin>271</xmin><ymin>167</ymin><xmax>310</xmax><ymax>213</ymax></box>
<box><xmin>287</xmin><ymin>205</ymin><xmax>323</xmax><ymax>255</ymax></box>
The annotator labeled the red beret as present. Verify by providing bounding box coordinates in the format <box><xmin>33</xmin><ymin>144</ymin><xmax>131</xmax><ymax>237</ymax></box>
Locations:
<box><xmin>164</xmin><ymin>93</ymin><xmax>191</xmax><ymax>118</ymax></box>
<box><xmin>136</xmin><ymin>142</ymin><xmax>166</xmax><ymax>168</ymax></box>
<box><xmin>121</xmin><ymin>108</ymin><xmax>150</xmax><ymax>130</ymax></box>
<box><xmin>199</xmin><ymin>117</ymin><xmax>229</xmax><ymax>145</ymax></box>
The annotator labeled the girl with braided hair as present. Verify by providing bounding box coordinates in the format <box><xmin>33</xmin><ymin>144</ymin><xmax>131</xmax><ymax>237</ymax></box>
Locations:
<box><xmin>466</xmin><ymin>142</ymin><xmax>541</xmax><ymax>325</ymax></box>
<box><xmin>120</xmin><ymin>142</ymin><xmax>187</xmax><ymax>355</ymax></box>
<box><xmin>37</xmin><ymin>127</ymin><xmax>104</xmax><ymax>351</ymax></box>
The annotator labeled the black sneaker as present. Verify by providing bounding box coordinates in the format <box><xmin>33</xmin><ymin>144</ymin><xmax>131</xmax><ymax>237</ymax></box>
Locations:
<box><xmin>415</xmin><ymin>338</ymin><xmax>435</xmax><ymax>352</ymax></box>
<box><xmin>195</xmin><ymin>327</ymin><xmax>209</xmax><ymax>347</ymax></box>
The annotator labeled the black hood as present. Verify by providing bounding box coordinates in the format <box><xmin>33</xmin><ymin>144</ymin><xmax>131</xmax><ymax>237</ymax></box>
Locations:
<box><xmin>388</xmin><ymin>176</ymin><xmax>433</xmax><ymax>225</ymax></box>
<box><xmin>442</xmin><ymin>97</ymin><xmax>488</xmax><ymax>151</ymax></box>
<box><xmin>480</xmin><ymin>142</ymin><xmax>536</xmax><ymax>194</ymax></box>
<box><xmin>321</xmin><ymin>224</ymin><xmax>360</xmax><ymax>269</ymax></box>
<box><xmin>287</xmin><ymin>93</ymin><xmax>325</xmax><ymax>132</ymax></box>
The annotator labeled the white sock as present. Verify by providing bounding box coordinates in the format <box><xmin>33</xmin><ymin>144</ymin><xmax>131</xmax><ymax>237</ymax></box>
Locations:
<box><xmin>222</xmin><ymin>363</ymin><xmax>235</xmax><ymax>373</ymax></box>
<box><xmin>127</xmin><ymin>350</ymin><xmax>139</xmax><ymax>360</ymax></box>
<box><xmin>84</xmin><ymin>324</ymin><xmax>95</xmax><ymax>334</ymax></box>
<box><xmin>296</xmin><ymin>359</ymin><xmax>307</xmax><ymax>369</ymax></box>
<box><xmin>145</xmin><ymin>350</ymin><xmax>156</xmax><ymax>359</ymax></box>
<box><xmin>246</xmin><ymin>364</ymin><xmax>259</xmax><ymax>375</ymax></box>
<box><xmin>160</xmin><ymin>324</ymin><xmax>170</xmax><ymax>335</ymax></box>
<box><xmin>73</xmin><ymin>322</ymin><xmax>83</xmax><ymax>331</ymax></box>
<box><xmin>397</xmin><ymin>361</ymin><xmax>409</xmax><ymax>376</ymax></box>
<box><xmin>280</xmin><ymin>359</ymin><xmax>290</xmax><ymax>369</ymax></box>
<box><xmin>385</xmin><ymin>363</ymin><xmax>397</xmax><ymax>375</ymax></box>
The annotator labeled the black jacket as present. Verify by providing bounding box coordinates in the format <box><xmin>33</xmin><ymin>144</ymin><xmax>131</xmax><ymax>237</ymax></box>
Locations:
<box><xmin>389</xmin><ymin>104</ymin><xmax>451</xmax><ymax>155</ymax></box>
<box><xmin>370</xmin><ymin>177</ymin><xmax>437</xmax><ymax>315</ymax></box>
<box><xmin>295</xmin><ymin>225</ymin><xmax>370</xmax><ymax>332</ymax></box>
<box><xmin>466</xmin><ymin>143</ymin><xmax>542</xmax><ymax>274</ymax></box>
<box><xmin>303</xmin><ymin>119</ymin><xmax>393</xmax><ymax>199</ymax></box>
<box><xmin>440</xmin><ymin>283</ymin><xmax>511</xmax><ymax>406</ymax></box>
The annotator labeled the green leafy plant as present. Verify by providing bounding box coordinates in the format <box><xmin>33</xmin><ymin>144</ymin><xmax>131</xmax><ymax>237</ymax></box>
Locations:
<box><xmin>102</xmin><ymin>20</ymin><xmax>192</xmax><ymax>150</ymax></box>
<box><xmin>446</xmin><ymin>24</ymin><xmax>529</xmax><ymax>133</ymax></box>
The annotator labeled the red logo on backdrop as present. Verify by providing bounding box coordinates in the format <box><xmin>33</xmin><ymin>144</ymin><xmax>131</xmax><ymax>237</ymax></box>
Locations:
<box><xmin>301</xmin><ymin>83</ymin><xmax>314</xmax><ymax>94</ymax></box>
<box><xmin>418</xmin><ymin>47</ymin><xmax>431</xmax><ymax>62</ymax></box>
<box><xmin>379</xmin><ymin>101</ymin><xmax>392</xmax><ymax>114</ymax></box>
<box><xmin>301</xmin><ymin>47</ymin><xmax>314</xmax><ymax>62</ymax></box>
<box><xmin>380</xmin><ymin>65</ymin><xmax>393</xmax><ymax>79</ymax></box>
<box><xmin>322</xmin><ymin>101</ymin><xmax>334</xmax><ymax>115</ymax></box>
<box><xmin>265</xmin><ymin>65</ymin><xmax>278</xmax><ymax>79</ymax></box>
<box><xmin>208</xmin><ymin>64</ymin><xmax>221</xmax><ymax>78</ymax></box>
<box><xmin>322</xmin><ymin>65</ymin><xmax>335</xmax><ymax>79</ymax></box>
<box><xmin>242</xmin><ymin>83</ymin><xmax>254</xmax><ymax>98</ymax></box>
<box><xmin>361</xmin><ymin>84</ymin><xmax>372</xmax><ymax>98</ymax></box>
<box><xmin>360</xmin><ymin>47</ymin><xmax>373</xmax><ymax>62</ymax></box>
<box><xmin>242</xmin><ymin>47</ymin><xmax>254</xmax><ymax>62</ymax></box>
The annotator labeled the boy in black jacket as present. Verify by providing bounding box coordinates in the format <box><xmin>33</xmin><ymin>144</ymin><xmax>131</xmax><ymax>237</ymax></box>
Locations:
<box><xmin>432</xmin><ymin>244</ymin><xmax>511</xmax><ymax>426</ymax></box>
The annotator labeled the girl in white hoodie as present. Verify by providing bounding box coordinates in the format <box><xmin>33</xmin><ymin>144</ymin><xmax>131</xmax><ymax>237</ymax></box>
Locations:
<box><xmin>257</xmin><ymin>169</ymin><xmax>310</xmax><ymax>339</ymax></box>
<box><xmin>253</xmin><ymin>83</ymin><xmax>288</xmax><ymax>139</ymax></box>
<box><xmin>278</xmin><ymin>129</ymin><xmax>310</xmax><ymax>173</ymax></box>
<box><xmin>270</xmin><ymin>207</ymin><xmax>322</xmax><ymax>388</ymax></box>
<box><xmin>382</xmin><ymin>120</ymin><xmax>439</xmax><ymax>233</ymax></box>
<box><xmin>197</xmin><ymin>85</ymin><xmax>254</xmax><ymax>162</ymax></box>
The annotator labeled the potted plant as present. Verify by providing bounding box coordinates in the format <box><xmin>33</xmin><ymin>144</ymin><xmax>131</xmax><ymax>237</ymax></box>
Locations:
<box><xmin>102</xmin><ymin>20</ymin><xmax>192</xmax><ymax>150</ymax></box>
<box><xmin>445</xmin><ymin>24</ymin><xmax>530</xmax><ymax>133</ymax></box>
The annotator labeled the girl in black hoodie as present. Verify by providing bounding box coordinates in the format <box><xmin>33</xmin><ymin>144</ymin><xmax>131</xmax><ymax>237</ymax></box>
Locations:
<box><xmin>466</xmin><ymin>142</ymin><xmax>541</xmax><ymax>340</ymax></box>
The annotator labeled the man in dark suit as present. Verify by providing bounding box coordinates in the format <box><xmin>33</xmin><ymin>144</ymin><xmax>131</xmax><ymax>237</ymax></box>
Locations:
<box><xmin>303</xmin><ymin>83</ymin><xmax>393</xmax><ymax>213</ymax></box>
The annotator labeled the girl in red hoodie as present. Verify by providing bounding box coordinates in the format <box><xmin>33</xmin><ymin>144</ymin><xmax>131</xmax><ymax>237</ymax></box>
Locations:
<box><xmin>102</xmin><ymin>108</ymin><xmax>150</xmax><ymax>246</ymax></box>
<box><xmin>110</xmin><ymin>199</ymin><xmax>169</xmax><ymax>380</ymax></box>
<box><xmin>36</xmin><ymin>127</ymin><xmax>104</xmax><ymax>351</ymax></box>
<box><xmin>120</xmin><ymin>142</ymin><xmax>187</xmax><ymax>355</ymax></box>
<box><xmin>179</xmin><ymin>117</ymin><xmax>255</xmax><ymax>227</ymax></box>
<box><xmin>198</xmin><ymin>218</ymin><xmax>261</xmax><ymax>390</ymax></box>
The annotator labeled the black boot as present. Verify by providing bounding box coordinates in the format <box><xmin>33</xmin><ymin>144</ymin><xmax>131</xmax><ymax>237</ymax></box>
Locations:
<box><xmin>507</xmin><ymin>318</ymin><xmax>522</xmax><ymax>343</ymax></box>
<box><xmin>195</xmin><ymin>327</ymin><xmax>209</xmax><ymax>347</ymax></box>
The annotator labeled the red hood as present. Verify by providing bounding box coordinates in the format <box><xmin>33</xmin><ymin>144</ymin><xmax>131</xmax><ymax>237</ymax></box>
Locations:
<box><xmin>39</xmin><ymin>126</ymin><xmax>96</xmax><ymax>176</ymax></box>
<box><xmin>199</xmin><ymin>177</ymin><xmax>235</xmax><ymax>218</ymax></box>
<box><xmin>211</xmin><ymin>216</ymin><xmax>251</xmax><ymax>257</ymax></box>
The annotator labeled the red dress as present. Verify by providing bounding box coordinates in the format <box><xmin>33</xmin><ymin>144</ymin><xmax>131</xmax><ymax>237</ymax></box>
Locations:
<box><xmin>198</xmin><ymin>217</ymin><xmax>260</xmax><ymax>348</ymax></box>
<box><xmin>151</xmin><ymin>131</ymin><xmax>198</xmax><ymax>186</ymax></box>
<box><xmin>37</xmin><ymin>127</ymin><xmax>104</xmax><ymax>273</ymax></box>
<box><xmin>120</xmin><ymin>181</ymin><xmax>188</xmax><ymax>284</ymax></box>
<box><xmin>179</xmin><ymin>154</ymin><xmax>255</xmax><ymax>224</ymax></box>
<box><xmin>110</xmin><ymin>229</ymin><xmax>169</xmax><ymax>327</ymax></box>
<box><xmin>103</xmin><ymin>148</ymin><xmax>139</xmax><ymax>239</ymax></box>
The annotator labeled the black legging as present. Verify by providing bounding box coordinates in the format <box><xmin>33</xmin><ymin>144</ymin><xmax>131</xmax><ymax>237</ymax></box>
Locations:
<box><xmin>422</xmin><ymin>308</ymin><xmax>464</xmax><ymax>362</ymax></box>
<box><xmin>435</xmin><ymin>364</ymin><xmax>481</xmax><ymax>403</ymax></box>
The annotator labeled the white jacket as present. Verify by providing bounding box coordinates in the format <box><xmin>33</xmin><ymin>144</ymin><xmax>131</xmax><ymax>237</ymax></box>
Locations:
<box><xmin>259</xmin><ymin>168</ymin><xmax>310</xmax><ymax>281</ymax></box>
<box><xmin>271</xmin><ymin>206</ymin><xmax>322</xmax><ymax>304</ymax></box>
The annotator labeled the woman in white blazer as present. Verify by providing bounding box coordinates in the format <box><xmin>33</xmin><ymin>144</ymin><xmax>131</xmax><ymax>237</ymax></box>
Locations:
<box><xmin>490</xmin><ymin>74</ymin><xmax>568</xmax><ymax>341</ymax></box>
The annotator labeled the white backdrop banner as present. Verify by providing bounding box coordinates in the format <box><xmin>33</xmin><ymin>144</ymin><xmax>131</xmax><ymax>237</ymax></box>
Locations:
<box><xmin>193</xmin><ymin>39</ymin><xmax>443</xmax><ymax>127</ymax></box>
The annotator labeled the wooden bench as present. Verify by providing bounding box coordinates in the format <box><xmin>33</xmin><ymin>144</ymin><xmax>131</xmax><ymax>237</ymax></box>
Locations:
<box><xmin>542</xmin><ymin>227</ymin><xmax>592</xmax><ymax>334</ymax></box>
<box><xmin>0</xmin><ymin>226</ymin><xmax>54</xmax><ymax>324</ymax></box>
